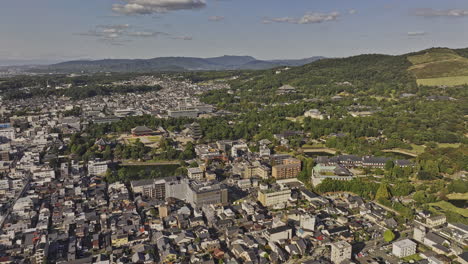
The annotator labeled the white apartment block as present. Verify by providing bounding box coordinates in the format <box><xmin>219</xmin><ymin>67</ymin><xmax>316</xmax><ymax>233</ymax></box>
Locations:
<box><xmin>330</xmin><ymin>241</ymin><xmax>352</xmax><ymax>264</ymax></box>
<box><xmin>88</xmin><ymin>160</ymin><xmax>109</xmax><ymax>175</ymax></box>
<box><xmin>392</xmin><ymin>239</ymin><xmax>417</xmax><ymax>258</ymax></box>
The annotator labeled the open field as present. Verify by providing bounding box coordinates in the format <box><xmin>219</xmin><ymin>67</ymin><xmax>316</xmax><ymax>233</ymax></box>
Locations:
<box><xmin>417</xmin><ymin>76</ymin><xmax>468</xmax><ymax>86</ymax></box>
<box><xmin>447</xmin><ymin>193</ymin><xmax>468</xmax><ymax>200</ymax></box>
<box><xmin>438</xmin><ymin>143</ymin><xmax>462</xmax><ymax>148</ymax></box>
<box><xmin>429</xmin><ymin>201</ymin><xmax>468</xmax><ymax>218</ymax></box>
<box><xmin>121</xmin><ymin>134</ymin><xmax>162</xmax><ymax>147</ymax></box>
<box><xmin>407</xmin><ymin>48</ymin><xmax>468</xmax><ymax>86</ymax></box>
<box><xmin>402</xmin><ymin>254</ymin><xmax>423</xmax><ymax>262</ymax></box>
<box><xmin>407</xmin><ymin>49</ymin><xmax>461</xmax><ymax>65</ymax></box>
<box><xmin>410</xmin><ymin>144</ymin><xmax>426</xmax><ymax>154</ymax></box>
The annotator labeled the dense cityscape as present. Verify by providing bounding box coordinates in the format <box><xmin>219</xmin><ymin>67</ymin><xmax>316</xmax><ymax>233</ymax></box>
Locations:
<box><xmin>1</xmin><ymin>0</ymin><xmax>468</xmax><ymax>264</ymax></box>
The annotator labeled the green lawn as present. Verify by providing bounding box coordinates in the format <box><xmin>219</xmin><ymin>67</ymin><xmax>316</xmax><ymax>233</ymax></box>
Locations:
<box><xmin>447</xmin><ymin>193</ymin><xmax>468</xmax><ymax>200</ymax></box>
<box><xmin>410</xmin><ymin>144</ymin><xmax>426</xmax><ymax>154</ymax></box>
<box><xmin>417</xmin><ymin>76</ymin><xmax>468</xmax><ymax>86</ymax></box>
<box><xmin>302</xmin><ymin>143</ymin><xmax>326</xmax><ymax>148</ymax></box>
<box><xmin>402</xmin><ymin>254</ymin><xmax>423</xmax><ymax>262</ymax></box>
<box><xmin>147</xmin><ymin>136</ymin><xmax>162</xmax><ymax>143</ymax></box>
<box><xmin>429</xmin><ymin>201</ymin><xmax>468</xmax><ymax>218</ymax></box>
<box><xmin>437</xmin><ymin>143</ymin><xmax>461</xmax><ymax>148</ymax></box>
<box><xmin>407</xmin><ymin>48</ymin><xmax>468</xmax><ymax>86</ymax></box>
<box><xmin>408</xmin><ymin>49</ymin><xmax>461</xmax><ymax>65</ymax></box>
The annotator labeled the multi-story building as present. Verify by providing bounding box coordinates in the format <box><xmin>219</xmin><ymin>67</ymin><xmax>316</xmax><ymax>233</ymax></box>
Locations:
<box><xmin>255</xmin><ymin>164</ymin><xmax>271</xmax><ymax>179</ymax></box>
<box><xmin>0</xmin><ymin>151</ymin><xmax>9</xmax><ymax>161</ymax></box>
<box><xmin>330</xmin><ymin>241</ymin><xmax>352</xmax><ymax>264</ymax></box>
<box><xmin>88</xmin><ymin>160</ymin><xmax>109</xmax><ymax>175</ymax></box>
<box><xmin>189</xmin><ymin>181</ymin><xmax>228</xmax><ymax>206</ymax></box>
<box><xmin>188</xmin><ymin>167</ymin><xmax>204</xmax><ymax>180</ymax></box>
<box><xmin>164</xmin><ymin>177</ymin><xmax>228</xmax><ymax>207</ymax></box>
<box><xmin>426</xmin><ymin>215</ymin><xmax>447</xmax><ymax>227</ymax></box>
<box><xmin>131</xmin><ymin>179</ymin><xmax>166</xmax><ymax>199</ymax></box>
<box><xmin>258</xmin><ymin>186</ymin><xmax>291</xmax><ymax>207</ymax></box>
<box><xmin>264</xmin><ymin>225</ymin><xmax>293</xmax><ymax>243</ymax></box>
<box><xmin>270</xmin><ymin>154</ymin><xmax>292</xmax><ymax>166</ymax></box>
<box><xmin>0</xmin><ymin>127</ymin><xmax>15</xmax><ymax>141</ymax></box>
<box><xmin>392</xmin><ymin>239</ymin><xmax>417</xmax><ymax>258</ymax></box>
<box><xmin>413</xmin><ymin>225</ymin><xmax>426</xmax><ymax>242</ymax></box>
<box><xmin>272</xmin><ymin>158</ymin><xmax>301</xmax><ymax>179</ymax></box>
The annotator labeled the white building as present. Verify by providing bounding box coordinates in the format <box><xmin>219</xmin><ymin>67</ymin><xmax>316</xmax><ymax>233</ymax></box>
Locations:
<box><xmin>264</xmin><ymin>226</ymin><xmax>292</xmax><ymax>243</ymax></box>
<box><xmin>392</xmin><ymin>239</ymin><xmax>417</xmax><ymax>258</ymax></box>
<box><xmin>301</xmin><ymin>214</ymin><xmax>316</xmax><ymax>229</ymax></box>
<box><xmin>330</xmin><ymin>241</ymin><xmax>352</xmax><ymax>264</ymax></box>
<box><xmin>231</xmin><ymin>143</ymin><xmax>249</xmax><ymax>158</ymax></box>
<box><xmin>0</xmin><ymin>127</ymin><xmax>15</xmax><ymax>141</ymax></box>
<box><xmin>187</xmin><ymin>167</ymin><xmax>204</xmax><ymax>180</ymax></box>
<box><xmin>257</xmin><ymin>187</ymin><xmax>291</xmax><ymax>207</ymax></box>
<box><xmin>304</xmin><ymin>109</ymin><xmax>324</xmax><ymax>120</ymax></box>
<box><xmin>88</xmin><ymin>160</ymin><xmax>109</xmax><ymax>175</ymax></box>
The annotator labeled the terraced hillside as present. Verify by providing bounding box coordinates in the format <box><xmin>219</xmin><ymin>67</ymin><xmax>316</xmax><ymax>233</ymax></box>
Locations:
<box><xmin>407</xmin><ymin>48</ymin><xmax>468</xmax><ymax>86</ymax></box>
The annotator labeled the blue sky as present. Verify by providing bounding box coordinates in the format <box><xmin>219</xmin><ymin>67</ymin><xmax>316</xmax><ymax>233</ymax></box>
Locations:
<box><xmin>1</xmin><ymin>0</ymin><xmax>468</xmax><ymax>63</ymax></box>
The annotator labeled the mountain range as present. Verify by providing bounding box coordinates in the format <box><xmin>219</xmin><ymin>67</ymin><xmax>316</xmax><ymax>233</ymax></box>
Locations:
<box><xmin>31</xmin><ymin>55</ymin><xmax>325</xmax><ymax>73</ymax></box>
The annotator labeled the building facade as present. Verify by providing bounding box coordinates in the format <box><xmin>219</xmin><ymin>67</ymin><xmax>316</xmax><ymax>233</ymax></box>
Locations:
<box><xmin>392</xmin><ymin>239</ymin><xmax>417</xmax><ymax>258</ymax></box>
<box><xmin>258</xmin><ymin>188</ymin><xmax>291</xmax><ymax>207</ymax></box>
<box><xmin>330</xmin><ymin>241</ymin><xmax>352</xmax><ymax>264</ymax></box>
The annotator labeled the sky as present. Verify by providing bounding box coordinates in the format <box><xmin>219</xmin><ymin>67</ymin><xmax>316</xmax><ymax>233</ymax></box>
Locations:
<box><xmin>1</xmin><ymin>0</ymin><xmax>468</xmax><ymax>63</ymax></box>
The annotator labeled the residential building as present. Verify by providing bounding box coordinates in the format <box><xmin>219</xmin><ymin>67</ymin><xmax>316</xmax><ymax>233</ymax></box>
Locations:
<box><xmin>426</xmin><ymin>215</ymin><xmax>447</xmax><ymax>228</ymax></box>
<box><xmin>258</xmin><ymin>186</ymin><xmax>291</xmax><ymax>207</ymax></box>
<box><xmin>392</xmin><ymin>239</ymin><xmax>417</xmax><ymax>258</ymax></box>
<box><xmin>88</xmin><ymin>160</ymin><xmax>109</xmax><ymax>175</ymax></box>
<box><xmin>330</xmin><ymin>241</ymin><xmax>352</xmax><ymax>264</ymax></box>
<box><xmin>188</xmin><ymin>167</ymin><xmax>204</xmax><ymax>180</ymax></box>
<box><xmin>272</xmin><ymin>158</ymin><xmax>301</xmax><ymax>179</ymax></box>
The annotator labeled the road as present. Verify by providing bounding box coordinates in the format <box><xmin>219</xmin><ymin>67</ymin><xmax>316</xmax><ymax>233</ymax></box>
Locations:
<box><xmin>0</xmin><ymin>177</ymin><xmax>31</xmax><ymax>227</ymax></box>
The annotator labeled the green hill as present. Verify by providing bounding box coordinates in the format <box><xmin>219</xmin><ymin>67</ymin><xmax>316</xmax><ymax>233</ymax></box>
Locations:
<box><xmin>407</xmin><ymin>48</ymin><xmax>468</xmax><ymax>86</ymax></box>
<box><xmin>223</xmin><ymin>47</ymin><xmax>468</xmax><ymax>99</ymax></box>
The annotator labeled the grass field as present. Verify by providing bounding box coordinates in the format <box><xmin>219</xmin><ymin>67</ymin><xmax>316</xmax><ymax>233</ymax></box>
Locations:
<box><xmin>407</xmin><ymin>48</ymin><xmax>468</xmax><ymax>86</ymax></box>
<box><xmin>407</xmin><ymin>49</ymin><xmax>461</xmax><ymax>65</ymax></box>
<box><xmin>438</xmin><ymin>143</ymin><xmax>461</xmax><ymax>148</ymax></box>
<box><xmin>302</xmin><ymin>143</ymin><xmax>326</xmax><ymax>148</ymax></box>
<box><xmin>429</xmin><ymin>201</ymin><xmax>468</xmax><ymax>218</ymax></box>
<box><xmin>402</xmin><ymin>254</ymin><xmax>423</xmax><ymax>262</ymax></box>
<box><xmin>447</xmin><ymin>193</ymin><xmax>468</xmax><ymax>200</ymax></box>
<box><xmin>417</xmin><ymin>76</ymin><xmax>468</xmax><ymax>86</ymax></box>
<box><xmin>410</xmin><ymin>144</ymin><xmax>426</xmax><ymax>154</ymax></box>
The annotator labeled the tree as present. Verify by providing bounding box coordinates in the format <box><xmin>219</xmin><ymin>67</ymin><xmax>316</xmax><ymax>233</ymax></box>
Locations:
<box><xmin>375</xmin><ymin>183</ymin><xmax>391</xmax><ymax>201</ymax></box>
<box><xmin>103</xmin><ymin>145</ymin><xmax>112</xmax><ymax>160</ymax></box>
<box><xmin>383</xmin><ymin>229</ymin><xmax>396</xmax><ymax>242</ymax></box>
<box><xmin>385</xmin><ymin>160</ymin><xmax>394</xmax><ymax>171</ymax></box>
<box><xmin>117</xmin><ymin>168</ymin><xmax>128</xmax><ymax>181</ymax></box>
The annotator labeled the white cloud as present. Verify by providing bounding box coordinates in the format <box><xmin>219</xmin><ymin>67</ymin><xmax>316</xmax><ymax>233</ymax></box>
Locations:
<box><xmin>112</xmin><ymin>0</ymin><xmax>206</xmax><ymax>15</ymax></box>
<box><xmin>263</xmin><ymin>12</ymin><xmax>340</xmax><ymax>25</ymax></box>
<box><xmin>171</xmin><ymin>35</ymin><xmax>193</xmax><ymax>40</ymax></box>
<box><xmin>77</xmin><ymin>24</ymin><xmax>191</xmax><ymax>45</ymax></box>
<box><xmin>348</xmin><ymin>9</ymin><xmax>357</xmax><ymax>15</ymax></box>
<box><xmin>208</xmin><ymin>15</ymin><xmax>224</xmax><ymax>21</ymax></box>
<box><xmin>412</xmin><ymin>8</ymin><xmax>468</xmax><ymax>17</ymax></box>
<box><xmin>407</xmin><ymin>31</ymin><xmax>427</xmax><ymax>36</ymax></box>
<box><xmin>126</xmin><ymin>31</ymin><xmax>170</xmax><ymax>37</ymax></box>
